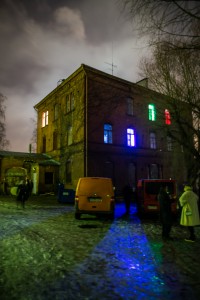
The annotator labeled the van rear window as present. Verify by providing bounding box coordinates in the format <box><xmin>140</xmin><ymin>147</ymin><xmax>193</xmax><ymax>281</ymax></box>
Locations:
<box><xmin>145</xmin><ymin>182</ymin><xmax>175</xmax><ymax>195</ymax></box>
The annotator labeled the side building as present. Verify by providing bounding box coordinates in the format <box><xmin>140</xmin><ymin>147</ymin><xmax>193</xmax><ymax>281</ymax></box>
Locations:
<box><xmin>34</xmin><ymin>64</ymin><xmax>189</xmax><ymax>195</ymax></box>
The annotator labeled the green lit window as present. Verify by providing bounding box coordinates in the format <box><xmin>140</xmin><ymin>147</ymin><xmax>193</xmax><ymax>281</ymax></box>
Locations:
<box><xmin>148</xmin><ymin>104</ymin><xmax>156</xmax><ymax>121</ymax></box>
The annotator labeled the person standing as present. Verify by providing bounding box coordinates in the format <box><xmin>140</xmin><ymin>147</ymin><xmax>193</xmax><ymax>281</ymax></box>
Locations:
<box><xmin>122</xmin><ymin>184</ymin><xmax>133</xmax><ymax>214</ymax></box>
<box><xmin>179</xmin><ymin>185</ymin><xmax>200</xmax><ymax>242</ymax></box>
<box><xmin>158</xmin><ymin>185</ymin><xmax>174</xmax><ymax>241</ymax></box>
<box><xmin>16</xmin><ymin>180</ymin><xmax>29</xmax><ymax>209</ymax></box>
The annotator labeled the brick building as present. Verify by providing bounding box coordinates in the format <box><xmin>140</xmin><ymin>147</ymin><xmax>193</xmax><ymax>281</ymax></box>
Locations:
<box><xmin>0</xmin><ymin>151</ymin><xmax>59</xmax><ymax>195</ymax></box>
<box><xmin>34</xmin><ymin>64</ymin><xmax>188</xmax><ymax>195</ymax></box>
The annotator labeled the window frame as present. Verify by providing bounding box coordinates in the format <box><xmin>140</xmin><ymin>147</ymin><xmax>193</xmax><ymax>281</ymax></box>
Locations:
<box><xmin>148</xmin><ymin>104</ymin><xmax>156</xmax><ymax>121</ymax></box>
<box><xmin>127</xmin><ymin>128</ymin><xmax>136</xmax><ymax>147</ymax></box>
<box><xmin>126</xmin><ymin>97</ymin><xmax>134</xmax><ymax>115</ymax></box>
<box><xmin>104</xmin><ymin>124</ymin><xmax>113</xmax><ymax>144</ymax></box>
<box><xmin>42</xmin><ymin>111</ymin><xmax>48</xmax><ymax>127</ymax></box>
<box><xmin>150</xmin><ymin>132</ymin><xmax>157</xmax><ymax>149</ymax></box>
<box><xmin>165</xmin><ymin>109</ymin><xmax>171</xmax><ymax>125</ymax></box>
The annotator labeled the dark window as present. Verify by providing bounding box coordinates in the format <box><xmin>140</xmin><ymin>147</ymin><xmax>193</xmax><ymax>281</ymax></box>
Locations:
<box><xmin>127</xmin><ymin>98</ymin><xmax>134</xmax><ymax>115</ymax></box>
<box><xmin>53</xmin><ymin>131</ymin><xmax>57</xmax><ymax>150</ymax></box>
<box><xmin>42</xmin><ymin>136</ymin><xmax>46</xmax><ymax>153</ymax></box>
<box><xmin>145</xmin><ymin>182</ymin><xmax>175</xmax><ymax>195</ymax></box>
<box><xmin>66</xmin><ymin>161</ymin><xmax>72</xmax><ymax>183</ymax></box>
<box><xmin>45</xmin><ymin>172</ymin><xmax>53</xmax><ymax>184</ymax></box>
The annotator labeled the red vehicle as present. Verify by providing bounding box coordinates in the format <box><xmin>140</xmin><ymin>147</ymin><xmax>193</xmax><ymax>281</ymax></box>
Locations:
<box><xmin>136</xmin><ymin>179</ymin><xmax>177</xmax><ymax>216</ymax></box>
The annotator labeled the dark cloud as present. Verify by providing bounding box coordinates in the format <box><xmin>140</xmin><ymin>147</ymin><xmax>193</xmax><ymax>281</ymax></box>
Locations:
<box><xmin>0</xmin><ymin>0</ymin><xmax>147</xmax><ymax>151</ymax></box>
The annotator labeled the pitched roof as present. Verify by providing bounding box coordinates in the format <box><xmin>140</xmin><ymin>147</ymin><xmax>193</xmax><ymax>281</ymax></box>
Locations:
<box><xmin>0</xmin><ymin>151</ymin><xmax>60</xmax><ymax>165</ymax></box>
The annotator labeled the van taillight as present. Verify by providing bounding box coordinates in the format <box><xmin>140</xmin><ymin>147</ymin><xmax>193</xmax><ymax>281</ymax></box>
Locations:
<box><xmin>75</xmin><ymin>195</ymin><xmax>79</xmax><ymax>202</ymax></box>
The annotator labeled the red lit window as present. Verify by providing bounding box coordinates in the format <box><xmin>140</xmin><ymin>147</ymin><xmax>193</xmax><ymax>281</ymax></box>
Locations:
<box><xmin>165</xmin><ymin>109</ymin><xmax>171</xmax><ymax>125</ymax></box>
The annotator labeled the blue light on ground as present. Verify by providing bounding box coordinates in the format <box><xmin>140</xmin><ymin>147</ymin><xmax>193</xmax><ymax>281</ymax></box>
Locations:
<box><xmin>93</xmin><ymin>204</ymin><xmax>166</xmax><ymax>299</ymax></box>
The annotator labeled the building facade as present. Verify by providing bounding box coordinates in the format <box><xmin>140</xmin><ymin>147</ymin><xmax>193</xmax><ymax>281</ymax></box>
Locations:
<box><xmin>34</xmin><ymin>64</ymin><xmax>188</xmax><ymax>195</ymax></box>
<box><xmin>0</xmin><ymin>151</ymin><xmax>60</xmax><ymax>195</ymax></box>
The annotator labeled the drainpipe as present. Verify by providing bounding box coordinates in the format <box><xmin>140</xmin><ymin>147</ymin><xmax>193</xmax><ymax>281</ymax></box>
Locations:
<box><xmin>83</xmin><ymin>70</ymin><xmax>88</xmax><ymax>177</ymax></box>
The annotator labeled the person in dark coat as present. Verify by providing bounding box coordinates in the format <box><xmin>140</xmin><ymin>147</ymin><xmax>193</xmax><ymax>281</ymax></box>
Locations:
<box><xmin>122</xmin><ymin>184</ymin><xmax>133</xmax><ymax>214</ymax></box>
<box><xmin>157</xmin><ymin>185</ymin><xmax>174</xmax><ymax>241</ymax></box>
<box><xmin>16</xmin><ymin>180</ymin><xmax>29</xmax><ymax>209</ymax></box>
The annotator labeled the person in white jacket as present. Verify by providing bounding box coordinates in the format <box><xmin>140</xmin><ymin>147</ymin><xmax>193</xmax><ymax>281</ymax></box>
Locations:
<box><xmin>179</xmin><ymin>185</ymin><xmax>200</xmax><ymax>242</ymax></box>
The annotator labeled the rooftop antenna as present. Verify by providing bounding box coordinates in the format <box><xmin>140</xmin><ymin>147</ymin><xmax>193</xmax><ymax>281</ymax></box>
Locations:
<box><xmin>105</xmin><ymin>42</ymin><xmax>117</xmax><ymax>75</ymax></box>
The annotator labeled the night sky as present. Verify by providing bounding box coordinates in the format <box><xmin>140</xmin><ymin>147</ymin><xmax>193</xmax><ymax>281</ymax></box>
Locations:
<box><xmin>0</xmin><ymin>0</ymin><xmax>148</xmax><ymax>152</ymax></box>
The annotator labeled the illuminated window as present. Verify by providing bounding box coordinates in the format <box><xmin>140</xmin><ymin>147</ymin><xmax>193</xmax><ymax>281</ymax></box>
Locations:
<box><xmin>104</xmin><ymin>124</ymin><xmax>113</xmax><ymax>144</ymax></box>
<box><xmin>150</xmin><ymin>132</ymin><xmax>156</xmax><ymax>149</ymax></box>
<box><xmin>42</xmin><ymin>111</ymin><xmax>48</xmax><ymax>127</ymax></box>
<box><xmin>127</xmin><ymin>128</ymin><xmax>135</xmax><ymax>147</ymax></box>
<box><xmin>127</xmin><ymin>98</ymin><xmax>134</xmax><ymax>115</ymax></box>
<box><xmin>167</xmin><ymin>136</ymin><xmax>172</xmax><ymax>151</ymax></box>
<box><xmin>148</xmin><ymin>104</ymin><xmax>156</xmax><ymax>121</ymax></box>
<box><xmin>165</xmin><ymin>109</ymin><xmax>171</xmax><ymax>125</ymax></box>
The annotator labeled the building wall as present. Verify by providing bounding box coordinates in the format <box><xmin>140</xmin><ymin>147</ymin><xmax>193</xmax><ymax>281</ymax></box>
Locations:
<box><xmin>35</xmin><ymin>64</ymin><xmax>188</xmax><ymax>194</ymax></box>
<box><xmin>0</xmin><ymin>155</ymin><xmax>59</xmax><ymax>195</ymax></box>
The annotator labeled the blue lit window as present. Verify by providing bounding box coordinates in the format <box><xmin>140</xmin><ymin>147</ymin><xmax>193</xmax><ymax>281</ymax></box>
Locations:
<box><xmin>104</xmin><ymin>124</ymin><xmax>113</xmax><ymax>144</ymax></box>
<box><xmin>148</xmin><ymin>104</ymin><xmax>156</xmax><ymax>121</ymax></box>
<box><xmin>127</xmin><ymin>128</ymin><xmax>135</xmax><ymax>147</ymax></box>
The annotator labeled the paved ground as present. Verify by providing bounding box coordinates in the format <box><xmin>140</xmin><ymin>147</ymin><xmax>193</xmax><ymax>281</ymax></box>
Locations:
<box><xmin>0</xmin><ymin>195</ymin><xmax>200</xmax><ymax>299</ymax></box>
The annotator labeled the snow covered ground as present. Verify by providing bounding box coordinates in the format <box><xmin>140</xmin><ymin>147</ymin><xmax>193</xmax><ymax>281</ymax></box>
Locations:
<box><xmin>0</xmin><ymin>195</ymin><xmax>200</xmax><ymax>299</ymax></box>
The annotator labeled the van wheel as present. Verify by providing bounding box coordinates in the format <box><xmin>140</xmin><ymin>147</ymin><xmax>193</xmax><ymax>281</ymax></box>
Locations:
<box><xmin>75</xmin><ymin>213</ymin><xmax>81</xmax><ymax>220</ymax></box>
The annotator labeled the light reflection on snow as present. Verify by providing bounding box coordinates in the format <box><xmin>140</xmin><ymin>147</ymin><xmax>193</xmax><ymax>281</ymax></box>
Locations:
<box><xmin>91</xmin><ymin>203</ymin><xmax>167</xmax><ymax>299</ymax></box>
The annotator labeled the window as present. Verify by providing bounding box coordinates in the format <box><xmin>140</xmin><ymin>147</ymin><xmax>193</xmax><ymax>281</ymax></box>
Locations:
<box><xmin>53</xmin><ymin>131</ymin><xmax>58</xmax><ymax>150</ymax></box>
<box><xmin>165</xmin><ymin>109</ymin><xmax>171</xmax><ymax>125</ymax></box>
<box><xmin>42</xmin><ymin>136</ymin><xmax>46</xmax><ymax>153</ymax></box>
<box><xmin>150</xmin><ymin>132</ymin><xmax>156</xmax><ymax>149</ymax></box>
<box><xmin>42</xmin><ymin>111</ymin><xmax>48</xmax><ymax>127</ymax></box>
<box><xmin>148</xmin><ymin>104</ymin><xmax>156</xmax><ymax>121</ymax></box>
<box><xmin>67</xmin><ymin>126</ymin><xmax>72</xmax><ymax>145</ymax></box>
<box><xmin>45</xmin><ymin>172</ymin><xmax>53</xmax><ymax>184</ymax></box>
<box><xmin>66</xmin><ymin>161</ymin><xmax>72</xmax><ymax>183</ymax></box>
<box><xmin>127</xmin><ymin>98</ymin><xmax>134</xmax><ymax>115</ymax></box>
<box><xmin>127</xmin><ymin>128</ymin><xmax>135</xmax><ymax>147</ymax></box>
<box><xmin>66</xmin><ymin>92</ymin><xmax>75</xmax><ymax>113</ymax></box>
<box><xmin>104</xmin><ymin>124</ymin><xmax>113</xmax><ymax>144</ymax></box>
<box><xmin>66</xmin><ymin>95</ymin><xmax>70</xmax><ymax>113</ymax></box>
<box><xmin>54</xmin><ymin>104</ymin><xmax>59</xmax><ymax>120</ymax></box>
<box><xmin>71</xmin><ymin>92</ymin><xmax>75</xmax><ymax>110</ymax></box>
<box><xmin>167</xmin><ymin>136</ymin><xmax>172</xmax><ymax>151</ymax></box>
<box><xmin>148</xmin><ymin>164</ymin><xmax>159</xmax><ymax>179</ymax></box>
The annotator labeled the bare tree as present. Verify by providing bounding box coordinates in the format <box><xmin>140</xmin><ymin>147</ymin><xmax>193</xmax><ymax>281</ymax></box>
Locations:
<box><xmin>30</xmin><ymin>117</ymin><xmax>37</xmax><ymax>153</ymax></box>
<box><xmin>139</xmin><ymin>41</ymin><xmax>200</xmax><ymax>184</ymax></box>
<box><xmin>121</xmin><ymin>0</ymin><xmax>200</xmax><ymax>184</ymax></box>
<box><xmin>122</xmin><ymin>0</ymin><xmax>200</xmax><ymax>51</ymax></box>
<box><xmin>0</xmin><ymin>93</ymin><xmax>9</xmax><ymax>150</ymax></box>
